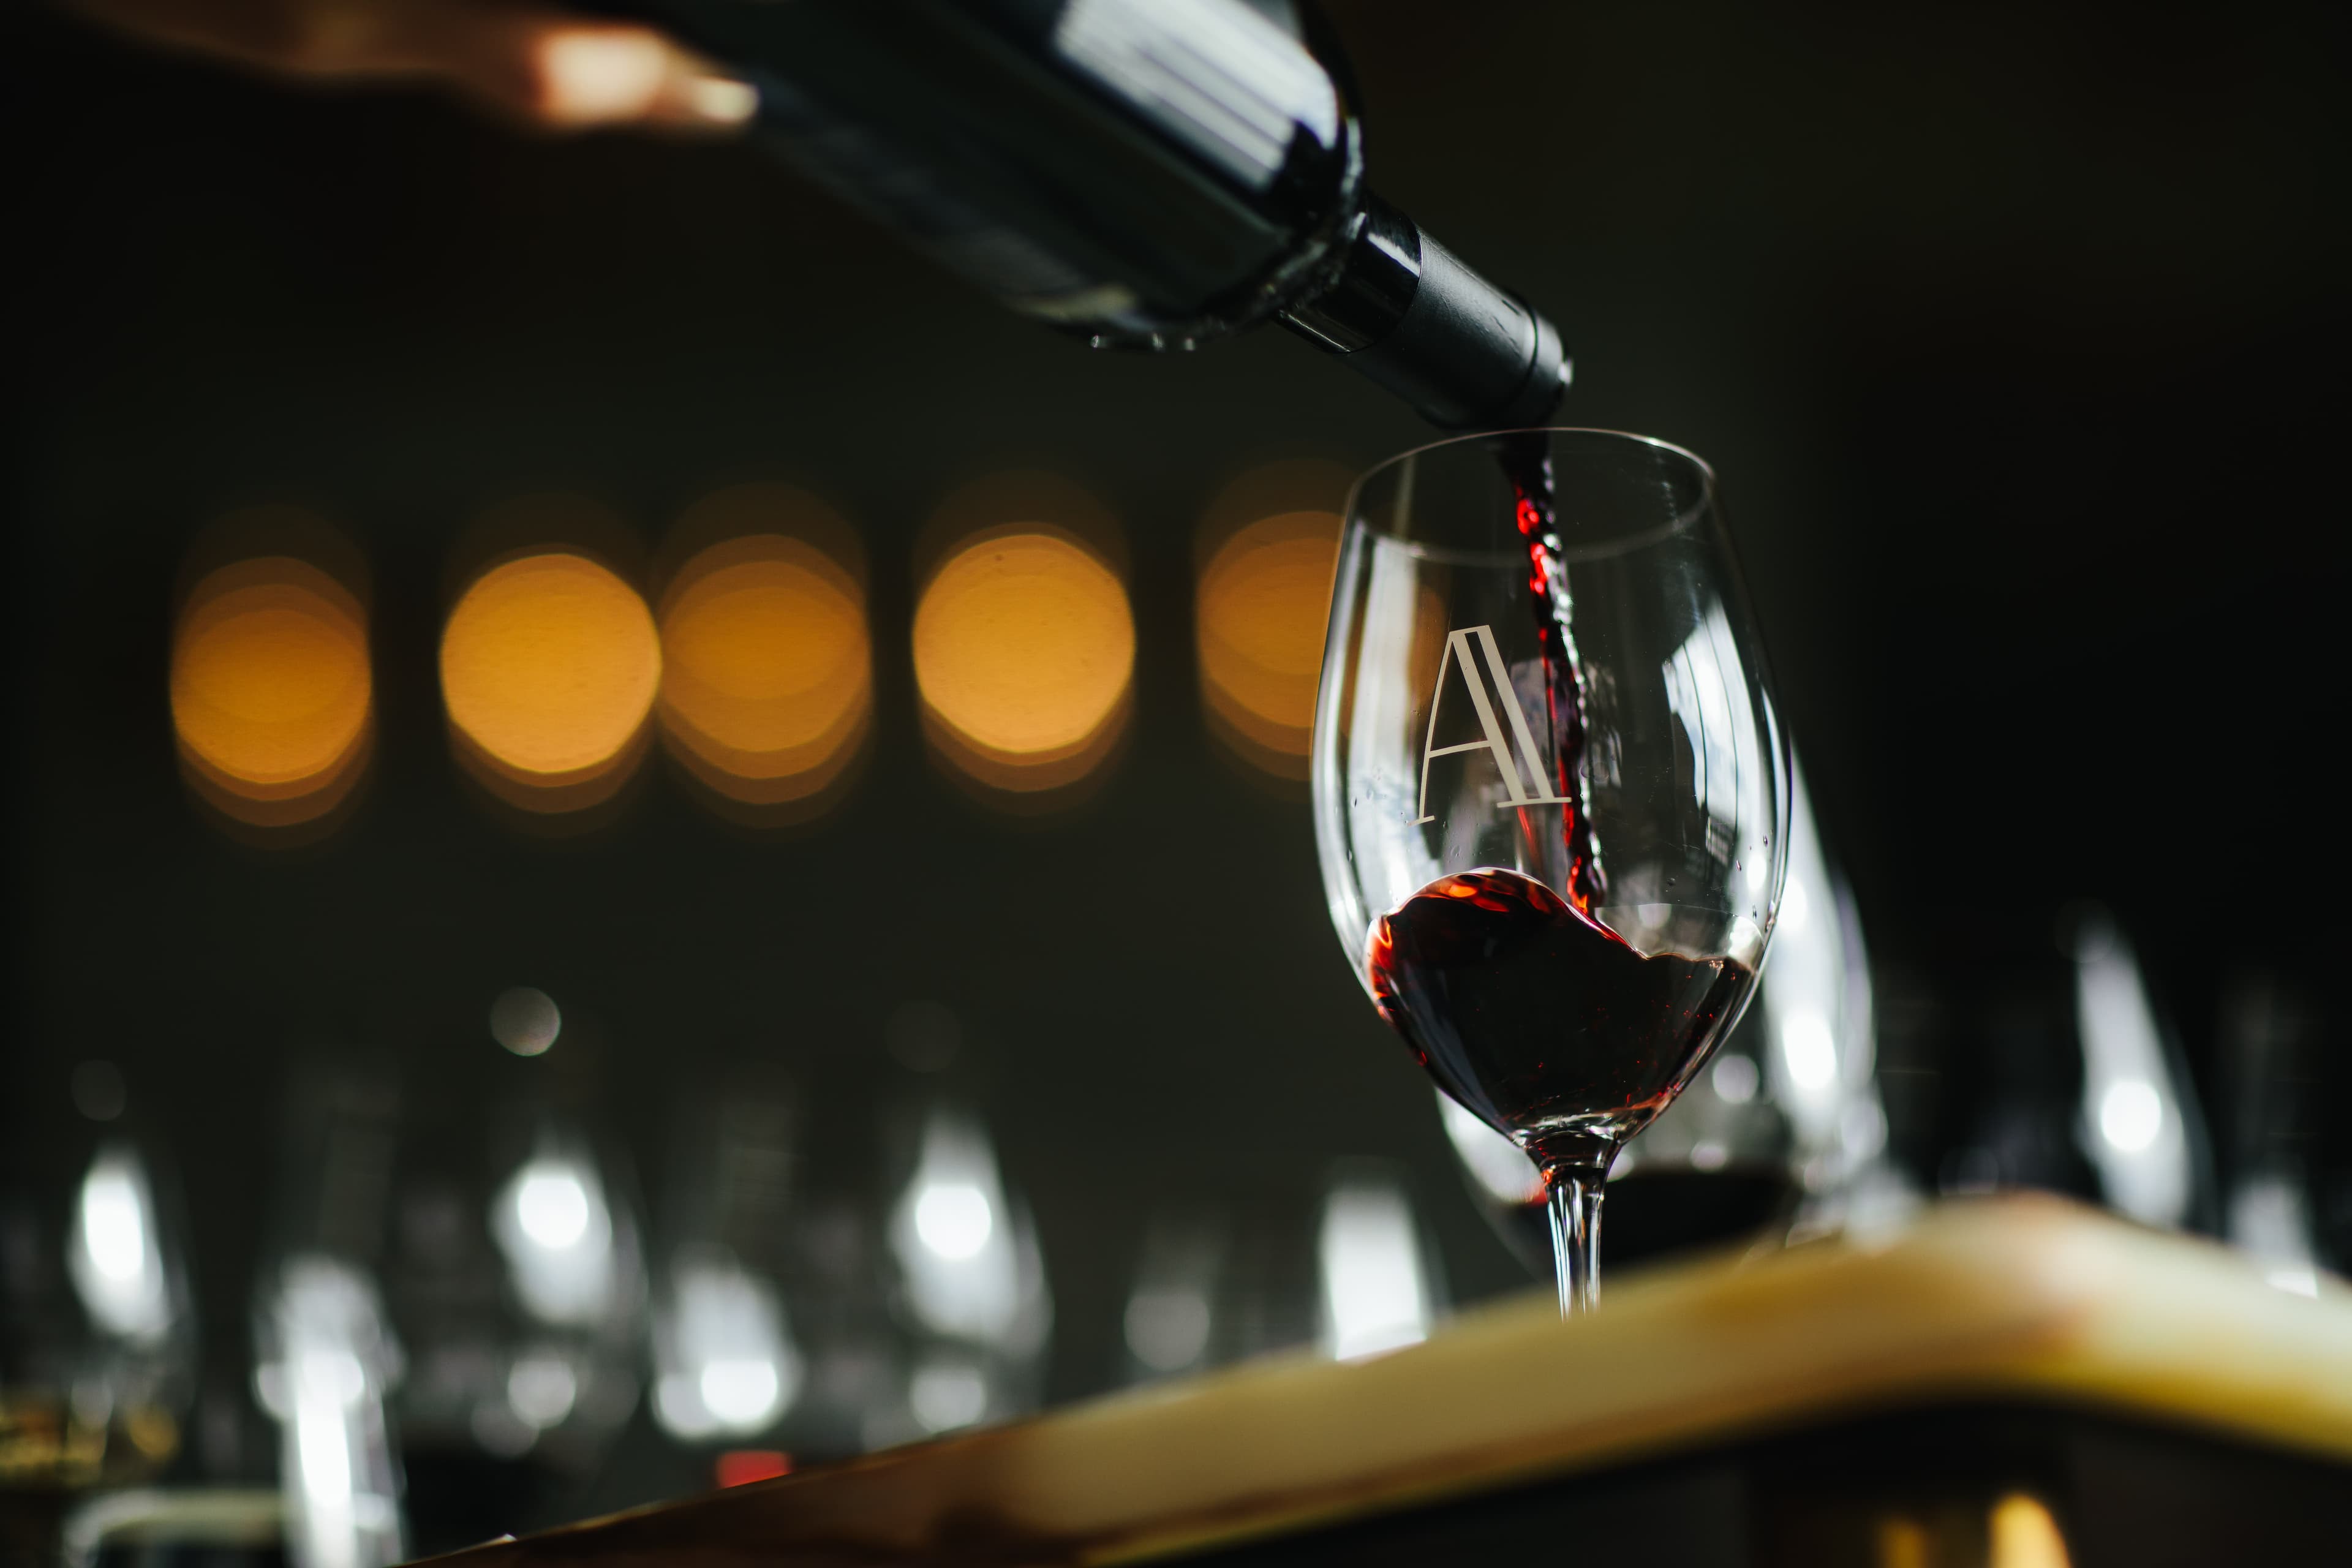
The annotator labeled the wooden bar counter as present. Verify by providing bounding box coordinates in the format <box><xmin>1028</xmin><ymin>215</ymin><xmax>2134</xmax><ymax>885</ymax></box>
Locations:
<box><xmin>424</xmin><ymin>1196</ymin><xmax>2352</xmax><ymax>1566</ymax></box>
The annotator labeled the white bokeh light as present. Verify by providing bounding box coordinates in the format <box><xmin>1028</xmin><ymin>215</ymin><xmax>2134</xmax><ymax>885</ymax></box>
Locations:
<box><xmin>258</xmin><ymin>1256</ymin><xmax>405</xmax><ymax>1568</ymax></box>
<box><xmin>2097</xmin><ymin>1080</ymin><xmax>2163</xmax><ymax>1154</ymax></box>
<box><xmin>699</xmin><ymin>1359</ymin><xmax>782</xmax><ymax>1429</ymax></box>
<box><xmin>910</xmin><ymin>1361</ymin><xmax>990</xmax><ymax>1433</ymax></box>
<box><xmin>914</xmin><ymin>1183</ymin><xmax>994</xmax><ymax>1261</ymax></box>
<box><xmin>506</xmin><ymin>1354</ymin><xmax>578</xmax><ymax>1429</ymax></box>
<box><xmin>2071</xmin><ymin>911</ymin><xmax>2194</xmax><ymax>1227</ymax></box>
<box><xmin>650</xmin><ymin>1256</ymin><xmax>799</xmax><ymax>1440</ymax></box>
<box><xmin>69</xmin><ymin>1145</ymin><xmax>172</xmax><ymax>1342</ymax></box>
<box><xmin>489</xmin><ymin>986</ymin><xmax>562</xmax><ymax>1057</ymax></box>
<box><xmin>1777</xmin><ymin>1010</ymin><xmax>1838</xmax><ymax>1093</ymax></box>
<box><xmin>490</xmin><ymin>1148</ymin><xmax>619</xmax><ymax>1328</ymax></box>
<box><xmin>889</xmin><ymin>1111</ymin><xmax>1050</xmax><ymax>1352</ymax></box>
<box><xmin>515</xmin><ymin>1169</ymin><xmax>590</xmax><ymax>1250</ymax></box>
<box><xmin>1317</xmin><ymin>1177</ymin><xmax>1433</xmax><ymax>1362</ymax></box>
<box><xmin>1124</xmin><ymin>1287</ymin><xmax>1213</xmax><ymax>1373</ymax></box>
<box><xmin>1710</xmin><ymin>1054</ymin><xmax>1759</xmax><ymax>1106</ymax></box>
<box><xmin>1434</xmin><ymin>1091</ymin><xmax>1543</xmax><ymax>1205</ymax></box>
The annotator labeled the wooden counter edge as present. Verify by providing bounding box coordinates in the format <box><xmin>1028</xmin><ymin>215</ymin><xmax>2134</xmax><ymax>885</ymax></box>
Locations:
<box><xmin>418</xmin><ymin>1195</ymin><xmax>2352</xmax><ymax>1567</ymax></box>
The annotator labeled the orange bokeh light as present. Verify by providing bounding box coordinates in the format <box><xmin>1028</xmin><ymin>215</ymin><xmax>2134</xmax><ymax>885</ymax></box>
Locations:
<box><xmin>1196</xmin><ymin>508</ymin><xmax>1340</xmax><ymax>771</ymax></box>
<box><xmin>658</xmin><ymin>529</ymin><xmax>871</xmax><ymax>810</ymax></box>
<box><xmin>440</xmin><ymin>552</ymin><xmax>660</xmax><ymax>812</ymax></box>
<box><xmin>171</xmin><ymin>556</ymin><xmax>372</xmax><ymax>829</ymax></box>
<box><xmin>914</xmin><ymin>526</ymin><xmax>1134</xmax><ymax>796</ymax></box>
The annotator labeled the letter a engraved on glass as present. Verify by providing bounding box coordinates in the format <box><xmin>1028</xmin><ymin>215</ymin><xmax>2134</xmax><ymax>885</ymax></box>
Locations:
<box><xmin>1414</xmin><ymin>625</ymin><xmax>1575</xmax><ymax>824</ymax></box>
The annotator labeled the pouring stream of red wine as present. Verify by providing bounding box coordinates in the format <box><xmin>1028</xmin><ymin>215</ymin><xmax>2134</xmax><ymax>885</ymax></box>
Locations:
<box><xmin>1365</xmin><ymin>435</ymin><xmax>1751</xmax><ymax>1178</ymax></box>
<box><xmin>1498</xmin><ymin>430</ymin><xmax>1605</xmax><ymax>911</ymax></box>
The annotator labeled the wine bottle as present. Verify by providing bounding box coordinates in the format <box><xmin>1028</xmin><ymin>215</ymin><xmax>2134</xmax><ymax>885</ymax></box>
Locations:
<box><xmin>590</xmin><ymin>0</ymin><xmax>1567</xmax><ymax>429</ymax></box>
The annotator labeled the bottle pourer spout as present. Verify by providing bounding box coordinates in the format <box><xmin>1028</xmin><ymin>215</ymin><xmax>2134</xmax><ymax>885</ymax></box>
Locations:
<box><xmin>1280</xmin><ymin>192</ymin><xmax>1568</xmax><ymax>431</ymax></box>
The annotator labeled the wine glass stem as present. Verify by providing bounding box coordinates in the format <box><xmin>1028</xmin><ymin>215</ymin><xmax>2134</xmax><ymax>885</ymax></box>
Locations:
<box><xmin>1545</xmin><ymin>1168</ymin><xmax>1604</xmax><ymax>1316</ymax></box>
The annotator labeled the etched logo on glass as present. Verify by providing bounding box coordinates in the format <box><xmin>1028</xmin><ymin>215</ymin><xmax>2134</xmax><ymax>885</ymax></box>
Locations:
<box><xmin>1413</xmin><ymin>625</ymin><xmax>1575</xmax><ymax>824</ymax></box>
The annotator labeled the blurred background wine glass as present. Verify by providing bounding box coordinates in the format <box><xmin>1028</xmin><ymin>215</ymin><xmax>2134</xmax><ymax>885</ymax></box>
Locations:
<box><xmin>1113</xmin><ymin>1185</ymin><xmax>1324</xmax><ymax>1387</ymax></box>
<box><xmin>382</xmin><ymin>995</ymin><xmax>647</xmax><ymax>1555</ymax></box>
<box><xmin>1934</xmin><ymin>905</ymin><xmax>2218</xmax><ymax>1238</ymax></box>
<box><xmin>1</xmin><ymin>1062</ymin><xmax>197</xmax><ymax>1562</ymax></box>
<box><xmin>1117</xmin><ymin>1160</ymin><xmax>1446</xmax><ymax>1387</ymax></box>
<box><xmin>647</xmin><ymin>1071</ymin><xmax>809</xmax><ymax>1467</ymax></box>
<box><xmin>2216</xmin><ymin>971</ymin><xmax>2329</xmax><ymax>1298</ymax></box>
<box><xmin>248</xmin><ymin>993</ymin><xmax>652</xmax><ymax>1566</ymax></box>
<box><xmin>881</xmin><ymin>1096</ymin><xmax>1053</xmax><ymax>1442</ymax></box>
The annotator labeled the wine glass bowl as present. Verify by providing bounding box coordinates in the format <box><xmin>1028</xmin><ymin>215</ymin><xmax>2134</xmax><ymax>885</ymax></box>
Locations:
<box><xmin>1313</xmin><ymin>429</ymin><xmax>1789</xmax><ymax>1312</ymax></box>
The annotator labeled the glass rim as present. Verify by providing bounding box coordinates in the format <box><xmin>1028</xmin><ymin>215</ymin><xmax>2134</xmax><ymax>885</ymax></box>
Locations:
<box><xmin>1343</xmin><ymin>426</ymin><xmax>1719</xmax><ymax>565</ymax></box>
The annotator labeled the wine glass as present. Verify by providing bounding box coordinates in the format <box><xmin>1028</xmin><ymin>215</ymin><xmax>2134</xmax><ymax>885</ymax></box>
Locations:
<box><xmin>1937</xmin><ymin>904</ymin><xmax>2215</xmax><ymax>1234</ymax></box>
<box><xmin>1117</xmin><ymin>1162</ymin><xmax>1446</xmax><ymax>1385</ymax></box>
<box><xmin>1313</xmin><ymin>428</ymin><xmax>1789</xmax><ymax>1314</ymax></box>
<box><xmin>648</xmin><ymin>1072</ymin><xmax>809</xmax><ymax>1458</ymax></box>
<box><xmin>880</xmin><ymin>1101</ymin><xmax>1052</xmax><ymax>1439</ymax></box>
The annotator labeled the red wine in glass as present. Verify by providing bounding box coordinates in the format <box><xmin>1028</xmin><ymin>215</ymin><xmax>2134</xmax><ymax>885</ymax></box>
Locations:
<box><xmin>1368</xmin><ymin>867</ymin><xmax>1752</xmax><ymax>1172</ymax></box>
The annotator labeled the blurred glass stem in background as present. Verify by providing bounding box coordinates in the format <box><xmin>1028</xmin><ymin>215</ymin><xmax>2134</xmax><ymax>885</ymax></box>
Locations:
<box><xmin>1316</xmin><ymin>1166</ymin><xmax>1441</xmax><ymax>1362</ymax></box>
<box><xmin>257</xmin><ymin>1063</ymin><xmax>407</xmax><ymax>1568</ymax></box>
<box><xmin>2218</xmin><ymin>974</ymin><xmax>2329</xmax><ymax>1296</ymax></box>
<box><xmin>2066</xmin><ymin>907</ymin><xmax>2209</xmax><ymax>1231</ymax></box>
<box><xmin>254</xmin><ymin>1257</ymin><xmax>404</xmax><ymax>1568</ymax></box>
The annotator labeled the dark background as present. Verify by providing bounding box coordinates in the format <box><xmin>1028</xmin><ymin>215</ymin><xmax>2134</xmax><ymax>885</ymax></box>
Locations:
<box><xmin>6</xmin><ymin>0</ymin><xmax>2348</xmax><ymax>1543</ymax></box>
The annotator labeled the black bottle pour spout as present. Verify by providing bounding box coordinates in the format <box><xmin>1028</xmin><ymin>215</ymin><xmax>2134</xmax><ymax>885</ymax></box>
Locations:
<box><xmin>1279</xmin><ymin>192</ymin><xmax>1569</xmax><ymax>431</ymax></box>
<box><xmin>579</xmin><ymin>0</ymin><xmax>1568</xmax><ymax>431</ymax></box>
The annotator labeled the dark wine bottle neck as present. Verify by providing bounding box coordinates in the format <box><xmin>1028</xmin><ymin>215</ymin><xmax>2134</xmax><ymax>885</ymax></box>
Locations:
<box><xmin>1282</xmin><ymin>194</ymin><xmax>1568</xmax><ymax>429</ymax></box>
